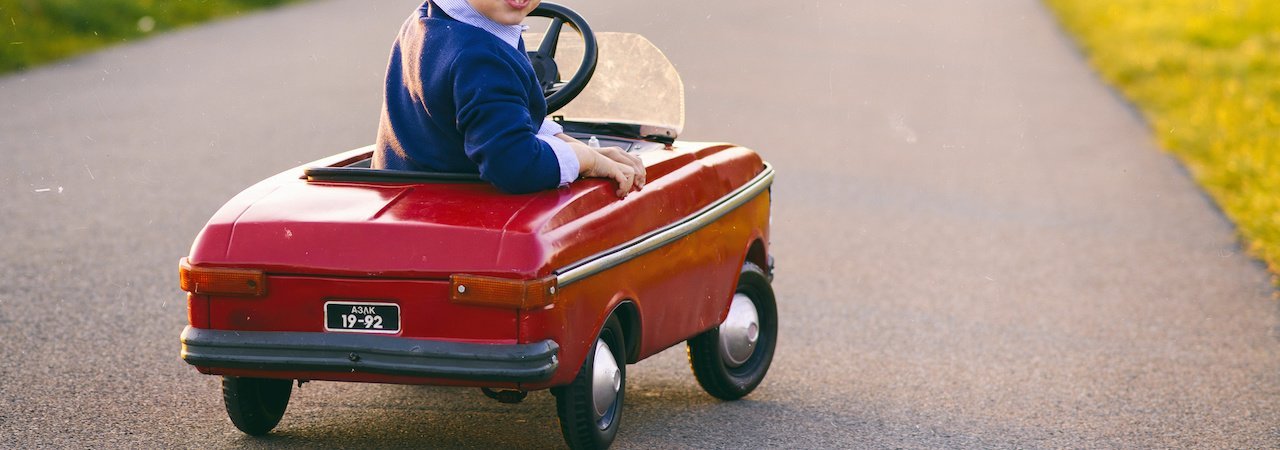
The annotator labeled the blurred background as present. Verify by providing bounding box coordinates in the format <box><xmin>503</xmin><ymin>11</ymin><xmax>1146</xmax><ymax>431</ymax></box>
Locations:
<box><xmin>0</xmin><ymin>0</ymin><xmax>302</xmax><ymax>73</ymax></box>
<box><xmin>3</xmin><ymin>0</ymin><xmax>1275</xmax><ymax>275</ymax></box>
<box><xmin>1</xmin><ymin>0</ymin><xmax>1277</xmax><ymax>448</ymax></box>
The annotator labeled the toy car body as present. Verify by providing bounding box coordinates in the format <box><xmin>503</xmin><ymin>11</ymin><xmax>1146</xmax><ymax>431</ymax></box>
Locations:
<box><xmin>179</xmin><ymin>7</ymin><xmax>775</xmax><ymax>448</ymax></box>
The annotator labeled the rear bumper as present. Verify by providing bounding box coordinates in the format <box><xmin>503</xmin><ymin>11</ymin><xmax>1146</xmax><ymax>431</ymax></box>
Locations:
<box><xmin>180</xmin><ymin>326</ymin><xmax>558</xmax><ymax>383</ymax></box>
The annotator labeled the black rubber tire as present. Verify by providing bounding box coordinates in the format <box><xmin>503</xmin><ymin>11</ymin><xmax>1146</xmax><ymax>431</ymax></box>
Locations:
<box><xmin>687</xmin><ymin>261</ymin><xmax>778</xmax><ymax>400</ymax></box>
<box><xmin>552</xmin><ymin>315</ymin><xmax>626</xmax><ymax>450</ymax></box>
<box><xmin>221</xmin><ymin>376</ymin><xmax>292</xmax><ymax>436</ymax></box>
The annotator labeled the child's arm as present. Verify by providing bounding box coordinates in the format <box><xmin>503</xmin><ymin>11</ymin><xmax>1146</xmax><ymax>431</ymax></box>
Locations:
<box><xmin>451</xmin><ymin>49</ymin><xmax>645</xmax><ymax>196</ymax></box>
<box><xmin>566</xmin><ymin>140</ymin><xmax>644</xmax><ymax>198</ymax></box>
<box><xmin>451</xmin><ymin>49</ymin><xmax>565</xmax><ymax>194</ymax></box>
<box><xmin>538</xmin><ymin>123</ymin><xmax>646</xmax><ymax>197</ymax></box>
<box><xmin>556</xmin><ymin>134</ymin><xmax>646</xmax><ymax>194</ymax></box>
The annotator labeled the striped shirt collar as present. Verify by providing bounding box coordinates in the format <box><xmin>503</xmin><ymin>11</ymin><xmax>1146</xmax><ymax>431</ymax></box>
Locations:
<box><xmin>431</xmin><ymin>0</ymin><xmax>524</xmax><ymax>49</ymax></box>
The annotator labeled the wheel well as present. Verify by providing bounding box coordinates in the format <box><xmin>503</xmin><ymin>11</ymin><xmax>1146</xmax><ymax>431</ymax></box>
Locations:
<box><xmin>611</xmin><ymin>301</ymin><xmax>642</xmax><ymax>364</ymax></box>
<box><xmin>745</xmin><ymin>239</ymin><xmax>771</xmax><ymax>278</ymax></box>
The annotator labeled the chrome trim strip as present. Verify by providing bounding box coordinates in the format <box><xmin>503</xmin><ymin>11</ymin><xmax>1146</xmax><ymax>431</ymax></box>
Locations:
<box><xmin>556</xmin><ymin>162</ymin><xmax>774</xmax><ymax>287</ymax></box>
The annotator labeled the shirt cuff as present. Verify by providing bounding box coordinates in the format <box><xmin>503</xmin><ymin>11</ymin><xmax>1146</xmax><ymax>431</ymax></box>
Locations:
<box><xmin>537</xmin><ymin>134</ymin><xmax>579</xmax><ymax>186</ymax></box>
<box><xmin>539</xmin><ymin>118</ymin><xmax>564</xmax><ymax>136</ymax></box>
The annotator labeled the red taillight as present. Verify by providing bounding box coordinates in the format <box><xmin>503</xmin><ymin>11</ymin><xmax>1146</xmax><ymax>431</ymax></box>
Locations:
<box><xmin>178</xmin><ymin>258</ymin><xmax>267</xmax><ymax>297</ymax></box>
<box><xmin>449</xmin><ymin>274</ymin><xmax>557</xmax><ymax>309</ymax></box>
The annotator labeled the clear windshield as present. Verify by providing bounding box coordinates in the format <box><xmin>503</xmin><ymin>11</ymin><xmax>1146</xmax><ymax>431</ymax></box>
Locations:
<box><xmin>523</xmin><ymin>31</ymin><xmax>685</xmax><ymax>138</ymax></box>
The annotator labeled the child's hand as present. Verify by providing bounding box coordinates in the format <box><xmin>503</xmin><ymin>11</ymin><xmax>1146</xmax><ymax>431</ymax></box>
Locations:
<box><xmin>572</xmin><ymin>143</ymin><xmax>645</xmax><ymax>198</ymax></box>
<box><xmin>594</xmin><ymin>146</ymin><xmax>646</xmax><ymax>191</ymax></box>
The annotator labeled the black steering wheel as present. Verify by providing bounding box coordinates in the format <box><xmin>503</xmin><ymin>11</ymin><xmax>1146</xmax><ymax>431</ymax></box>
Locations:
<box><xmin>526</xmin><ymin>3</ymin><xmax>598</xmax><ymax>114</ymax></box>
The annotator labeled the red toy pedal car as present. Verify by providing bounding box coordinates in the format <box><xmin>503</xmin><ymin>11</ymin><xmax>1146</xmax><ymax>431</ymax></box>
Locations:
<box><xmin>178</xmin><ymin>4</ymin><xmax>775</xmax><ymax>448</ymax></box>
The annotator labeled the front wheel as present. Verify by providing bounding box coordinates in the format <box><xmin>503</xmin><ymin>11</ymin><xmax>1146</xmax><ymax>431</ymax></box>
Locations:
<box><xmin>222</xmin><ymin>376</ymin><xmax>292</xmax><ymax>435</ymax></box>
<box><xmin>687</xmin><ymin>261</ymin><xmax>777</xmax><ymax>400</ymax></box>
<box><xmin>552</xmin><ymin>315</ymin><xmax>626</xmax><ymax>450</ymax></box>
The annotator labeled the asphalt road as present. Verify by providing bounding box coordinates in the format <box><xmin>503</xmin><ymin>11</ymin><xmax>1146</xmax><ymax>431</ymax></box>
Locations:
<box><xmin>2</xmin><ymin>0</ymin><xmax>1278</xmax><ymax>448</ymax></box>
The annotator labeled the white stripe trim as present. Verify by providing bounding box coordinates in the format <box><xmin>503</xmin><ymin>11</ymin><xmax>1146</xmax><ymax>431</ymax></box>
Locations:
<box><xmin>555</xmin><ymin>163</ymin><xmax>774</xmax><ymax>287</ymax></box>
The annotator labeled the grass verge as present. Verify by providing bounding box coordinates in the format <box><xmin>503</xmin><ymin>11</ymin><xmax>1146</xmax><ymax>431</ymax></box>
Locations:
<box><xmin>1046</xmin><ymin>0</ymin><xmax>1280</xmax><ymax>279</ymax></box>
<box><xmin>0</xmin><ymin>0</ymin><xmax>303</xmax><ymax>75</ymax></box>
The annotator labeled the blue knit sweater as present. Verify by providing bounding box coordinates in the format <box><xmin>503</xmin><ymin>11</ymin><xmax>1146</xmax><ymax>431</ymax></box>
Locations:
<box><xmin>373</xmin><ymin>3</ymin><xmax>560</xmax><ymax>194</ymax></box>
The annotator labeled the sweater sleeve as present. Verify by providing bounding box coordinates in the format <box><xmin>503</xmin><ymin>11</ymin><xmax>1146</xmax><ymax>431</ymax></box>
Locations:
<box><xmin>450</xmin><ymin>48</ymin><xmax>562</xmax><ymax>194</ymax></box>
<box><xmin>536</xmin><ymin>118</ymin><xmax>579</xmax><ymax>186</ymax></box>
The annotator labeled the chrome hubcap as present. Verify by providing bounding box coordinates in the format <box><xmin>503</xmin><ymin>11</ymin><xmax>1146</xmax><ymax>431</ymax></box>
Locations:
<box><xmin>719</xmin><ymin>293</ymin><xmax>760</xmax><ymax>368</ymax></box>
<box><xmin>591</xmin><ymin>339</ymin><xmax>620</xmax><ymax>419</ymax></box>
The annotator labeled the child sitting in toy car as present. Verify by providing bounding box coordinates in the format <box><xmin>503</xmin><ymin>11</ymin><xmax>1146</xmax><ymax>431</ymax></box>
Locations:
<box><xmin>373</xmin><ymin>0</ymin><xmax>645</xmax><ymax>198</ymax></box>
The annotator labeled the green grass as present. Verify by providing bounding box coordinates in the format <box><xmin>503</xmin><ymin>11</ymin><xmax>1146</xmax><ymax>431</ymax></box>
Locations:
<box><xmin>0</xmin><ymin>0</ymin><xmax>303</xmax><ymax>75</ymax></box>
<box><xmin>1046</xmin><ymin>0</ymin><xmax>1280</xmax><ymax>279</ymax></box>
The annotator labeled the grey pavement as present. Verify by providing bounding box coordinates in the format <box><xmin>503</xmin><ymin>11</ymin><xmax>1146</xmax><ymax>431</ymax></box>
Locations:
<box><xmin>1</xmin><ymin>0</ymin><xmax>1277</xmax><ymax>448</ymax></box>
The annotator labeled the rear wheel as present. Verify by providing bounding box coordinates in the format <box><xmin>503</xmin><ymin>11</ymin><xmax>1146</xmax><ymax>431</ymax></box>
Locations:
<box><xmin>687</xmin><ymin>262</ymin><xmax>777</xmax><ymax>400</ymax></box>
<box><xmin>222</xmin><ymin>376</ymin><xmax>292</xmax><ymax>436</ymax></box>
<box><xmin>552</xmin><ymin>315</ymin><xmax>626</xmax><ymax>450</ymax></box>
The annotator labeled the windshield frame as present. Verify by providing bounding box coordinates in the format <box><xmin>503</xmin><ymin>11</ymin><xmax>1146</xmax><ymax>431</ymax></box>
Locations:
<box><xmin>523</xmin><ymin>30</ymin><xmax>685</xmax><ymax>141</ymax></box>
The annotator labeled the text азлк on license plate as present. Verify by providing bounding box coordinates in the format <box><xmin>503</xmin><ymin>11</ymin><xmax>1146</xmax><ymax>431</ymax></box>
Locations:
<box><xmin>324</xmin><ymin>301</ymin><xmax>400</xmax><ymax>334</ymax></box>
